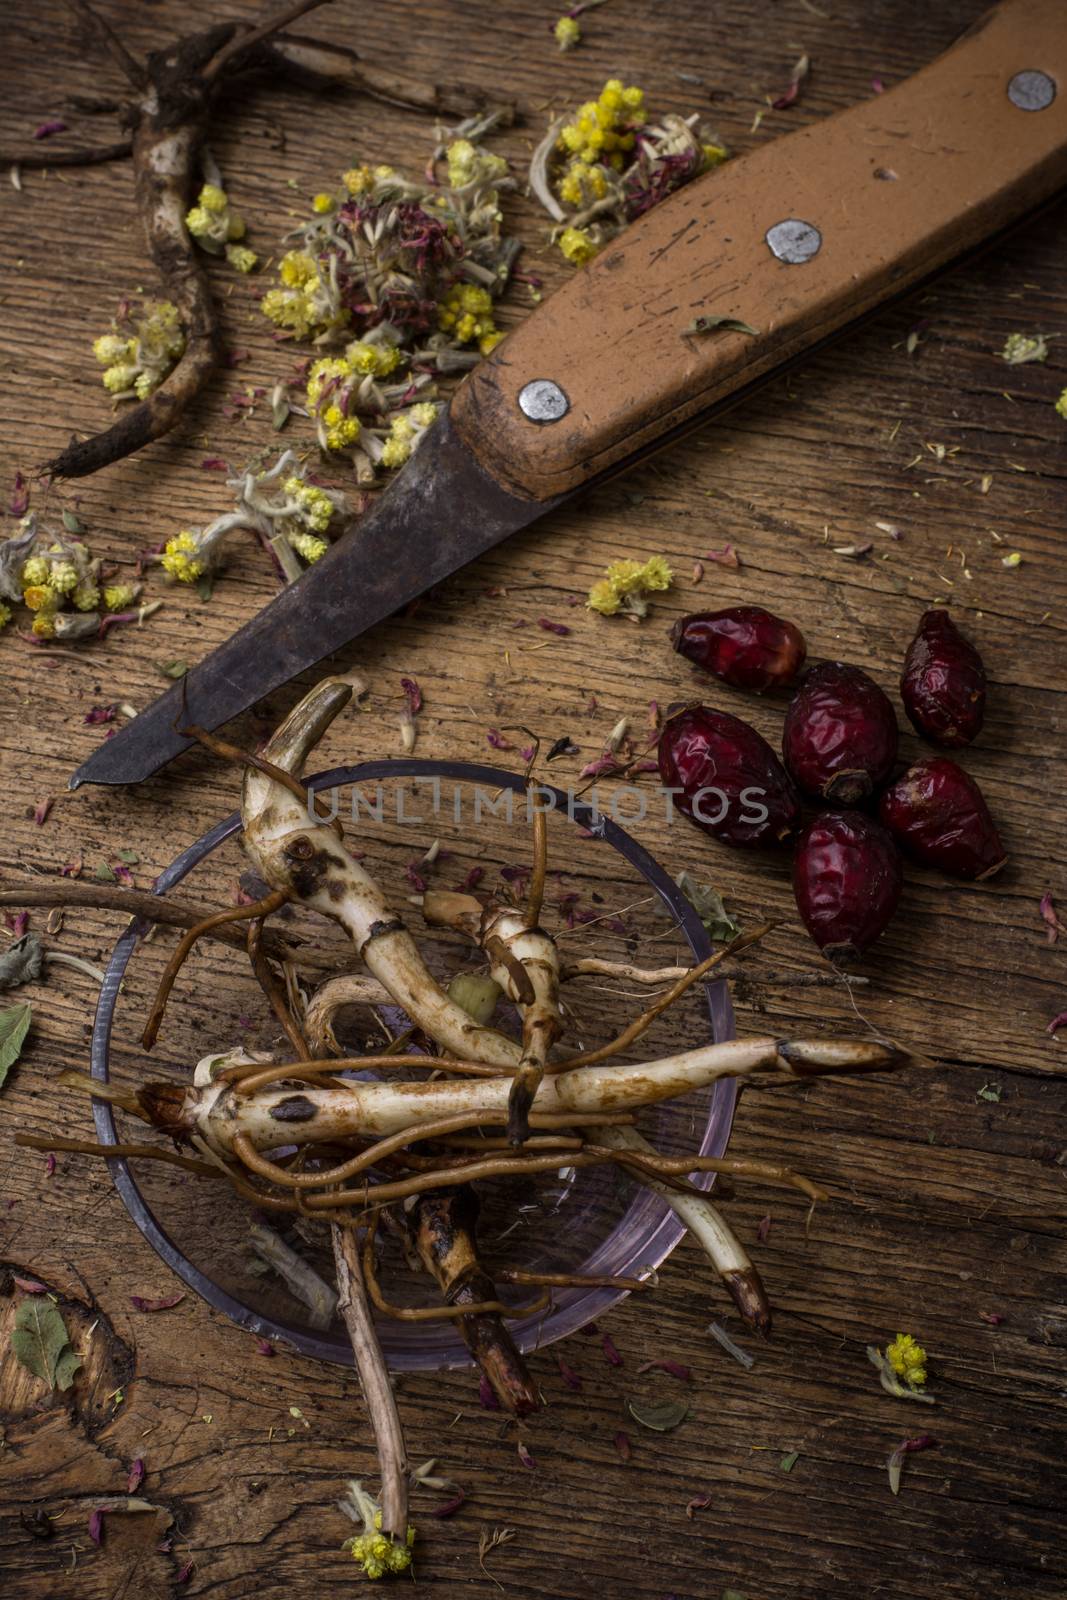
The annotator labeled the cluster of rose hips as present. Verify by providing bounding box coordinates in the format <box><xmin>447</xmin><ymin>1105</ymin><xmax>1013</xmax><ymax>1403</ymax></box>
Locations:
<box><xmin>660</xmin><ymin>605</ymin><xmax>1004</xmax><ymax>964</ymax></box>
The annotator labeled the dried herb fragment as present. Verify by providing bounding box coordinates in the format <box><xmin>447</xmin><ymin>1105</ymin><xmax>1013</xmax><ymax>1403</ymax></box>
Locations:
<box><xmin>10</xmin><ymin>1297</ymin><xmax>82</xmax><ymax>1390</ymax></box>
<box><xmin>625</xmin><ymin>1396</ymin><xmax>689</xmax><ymax>1432</ymax></box>
<box><xmin>588</xmin><ymin>556</ymin><xmax>673</xmax><ymax>619</ymax></box>
<box><xmin>0</xmin><ymin>940</ymin><xmax>42</xmax><ymax>992</ymax></box>
<box><xmin>779</xmin><ymin>1450</ymin><xmax>799</xmax><ymax>1472</ymax></box>
<box><xmin>685</xmin><ymin>315</ymin><xmax>759</xmax><ymax>339</ymax></box>
<box><xmin>0</xmin><ymin>1002</ymin><xmax>32</xmax><ymax>1083</ymax></box>
<box><xmin>707</xmin><ymin>1321</ymin><xmax>755</xmax><ymax>1369</ymax></box>
<box><xmin>867</xmin><ymin>1340</ymin><xmax>934</xmax><ymax>1404</ymax></box>
<box><xmin>673</xmin><ymin>871</ymin><xmax>742</xmax><ymax>943</ymax></box>
<box><xmin>1001</xmin><ymin>333</ymin><xmax>1048</xmax><ymax>365</ymax></box>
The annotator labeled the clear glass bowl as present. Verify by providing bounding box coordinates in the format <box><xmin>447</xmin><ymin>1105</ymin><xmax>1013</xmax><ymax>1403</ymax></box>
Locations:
<box><xmin>90</xmin><ymin>760</ymin><xmax>736</xmax><ymax>1368</ymax></box>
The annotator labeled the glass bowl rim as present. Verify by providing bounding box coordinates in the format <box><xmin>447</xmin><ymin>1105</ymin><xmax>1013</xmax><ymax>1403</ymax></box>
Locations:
<box><xmin>89</xmin><ymin>757</ymin><xmax>736</xmax><ymax>1368</ymax></box>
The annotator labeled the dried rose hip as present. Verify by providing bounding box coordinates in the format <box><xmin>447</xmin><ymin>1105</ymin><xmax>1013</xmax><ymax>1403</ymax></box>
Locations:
<box><xmin>900</xmin><ymin>609</ymin><xmax>986</xmax><ymax>747</ymax></box>
<box><xmin>782</xmin><ymin>662</ymin><xmax>898</xmax><ymax>805</ymax></box>
<box><xmin>670</xmin><ymin>606</ymin><xmax>807</xmax><ymax>693</ymax></box>
<box><xmin>658</xmin><ymin>704</ymin><xmax>800</xmax><ymax>847</ymax></box>
<box><xmin>879</xmin><ymin>758</ymin><xmax>1006</xmax><ymax>879</ymax></box>
<box><xmin>793</xmin><ymin>812</ymin><xmax>902</xmax><ymax>964</ymax></box>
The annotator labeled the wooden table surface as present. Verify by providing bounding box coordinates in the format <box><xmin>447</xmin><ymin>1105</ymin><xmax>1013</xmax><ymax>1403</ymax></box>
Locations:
<box><xmin>1</xmin><ymin>1</ymin><xmax>1065</xmax><ymax>1595</ymax></box>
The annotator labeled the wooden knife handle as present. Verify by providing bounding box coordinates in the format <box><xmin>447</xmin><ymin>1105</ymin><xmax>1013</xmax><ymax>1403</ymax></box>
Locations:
<box><xmin>451</xmin><ymin>0</ymin><xmax>1067</xmax><ymax>503</ymax></box>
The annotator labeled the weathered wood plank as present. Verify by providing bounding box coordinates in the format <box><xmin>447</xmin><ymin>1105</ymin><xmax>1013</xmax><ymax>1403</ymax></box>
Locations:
<box><xmin>1</xmin><ymin>0</ymin><xmax>1066</xmax><ymax>1596</ymax></box>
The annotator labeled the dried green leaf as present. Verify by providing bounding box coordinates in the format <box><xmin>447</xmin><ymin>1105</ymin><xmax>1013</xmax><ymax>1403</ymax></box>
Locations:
<box><xmin>0</xmin><ymin>937</ymin><xmax>43</xmax><ymax>993</ymax></box>
<box><xmin>94</xmin><ymin>862</ymin><xmax>118</xmax><ymax>884</ymax></box>
<box><xmin>61</xmin><ymin>510</ymin><xmax>86</xmax><ymax>535</ymax></box>
<box><xmin>156</xmin><ymin>660</ymin><xmax>188</xmax><ymax>679</ymax></box>
<box><xmin>10</xmin><ymin>1298</ymin><xmax>82</xmax><ymax>1390</ymax></box>
<box><xmin>685</xmin><ymin>315</ymin><xmax>759</xmax><ymax>339</ymax></box>
<box><xmin>117</xmin><ymin>849</ymin><xmax>140</xmax><ymax>866</ymax></box>
<box><xmin>674</xmin><ymin>871</ymin><xmax>742</xmax><ymax>943</ymax></box>
<box><xmin>779</xmin><ymin>1450</ymin><xmax>799</xmax><ymax>1472</ymax></box>
<box><xmin>625</xmin><ymin>1396</ymin><xmax>690</xmax><ymax>1432</ymax></box>
<box><xmin>976</xmin><ymin>1082</ymin><xmax>1002</xmax><ymax>1103</ymax></box>
<box><xmin>196</xmin><ymin>573</ymin><xmax>215</xmax><ymax>604</ymax></box>
<box><xmin>0</xmin><ymin>1001</ymin><xmax>32</xmax><ymax>1084</ymax></box>
<box><xmin>722</xmin><ymin>1591</ymin><xmax>750</xmax><ymax>1600</ymax></box>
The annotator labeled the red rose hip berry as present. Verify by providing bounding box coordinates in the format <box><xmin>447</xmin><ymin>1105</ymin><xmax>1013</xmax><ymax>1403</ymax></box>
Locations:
<box><xmin>670</xmin><ymin>606</ymin><xmax>807</xmax><ymax>693</ymax></box>
<box><xmin>879</xmin><ymin>757</ymin><xmax>1006</xmax><ymax>879</ymax></box>
<box><xmin>793</xmin><ymin>812</ymin><xmax>902</xmax><ymax>964</ymax></box>
<box><xmin>658</xmin><ymin>704</ymin><xmax>801</xmax><ymax>847</ymax></box>
<box><xmin>782</xmin><ymin>661</ymin><xmax>898</xmax><ymax>805</ymax></box>
<box><xmin>900</xmin><ymin>609</ymin><xmax>986</xmax><ymax>747</ymax></box>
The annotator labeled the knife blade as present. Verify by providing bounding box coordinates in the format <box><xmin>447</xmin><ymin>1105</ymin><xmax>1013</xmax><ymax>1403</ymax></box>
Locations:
<box><xmin>72</xmin><ymin>0</ymin><xmax>1067</xmax><ymax>789</ymax></box>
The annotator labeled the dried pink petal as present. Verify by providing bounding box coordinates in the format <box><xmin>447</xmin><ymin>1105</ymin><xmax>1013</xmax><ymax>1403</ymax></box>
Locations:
<box><xmin>4</xmin><ymin>911</ymin><xmax>28</xmax><ymax>938</ymax></box>
<box><xmin>255</xmin><ymin>1337</ymin><xmax>275</xmax><ymax>1355</ymax></box>
<box><xmin>83</xmin><ymin>704</ymin><xmax>118</xmax><ymax>726</ymax></box>
<box><xmin>601</xmin><ymin>1333</ymin><xmax>623</xmax><ymax>1367</ymax></box>
<box><xmin>578</xmin><ymin>753</ymin><xmax>623</xmax><ymax>781</ymax></box>
<box><xmin>13</xmin><ymin>1276</ymin><xmax>48</xmax><ymax>1293</ymax></box>
<box><xmin>1039</xmin><ymin>891</ymin><xmax>1065</xmax><ymax>944</ymax></box>
<box><xmin>537</xmin><ymin>617</ymin><xmax>571</xmax><ymax>636</ymax></box>
<box><xmin>130</xmin><ymin>1293</ymin><xmax>185</xmax><ymax>1312</ymax></box>
<box><xmin>430</xmin><ymin>1492</ymin><xmax>466</xmax><ymax>1518</ymax></box>
<box><xmin>556</xmin><ymin>1355</ymin><xmax>582</xmax><ymax>1390</ymax></box>
<box><xmin>401</xmin><ymin>676</ymin><xmax>423</xmax><ymax>714</ymax></box>
<box><xmin>637</xmin><ymin>1358</ymin><xmax>691</xmax><ymax>1382</ymax></box>
<box><xmin>126</xmin><ymin>1458</ymin><xmax>145</xmax><ymax>1493</ymax></box>
<box><xmin>176</xmin><ymin>1560</ymin><xmax>194</xmax><ymax>1584</ymax></box>
<box><xmin>1047</xmin><ymin>1010</ymin><xmax>1067</xmax><ymax>1036</ymax></box>
<box><xmin>613</xmin><ymin>1431</ymin><xmax>632</xmax><ymax>1461</ymax></box>
<box><xmin>978</xmin><ymin>1311</ymin><xmax>1006</xmax><ymax>1327</ymax></box>
<box><xmin>405</xmin><ymin>862</ymin><xmax>428</xmax><ymax>893</ymax></box>
<box><xmin>88</xmin><ymin>1508</ymin><xmax>105</xmax><ymax>1546</ymax></box>
<box><xmin>44</xmin><ymin>1154</ymin><xmax>56</xmax><ymax>1178</ymax></box>
<box><xmin>706</xmin><ymin>543</ymin><xmax>740</xmax><ymax>568</ymax></box>
<box><xmin>517</xmin><ymin>1441</ymin><xmax>536</xmax><ymax>1469</ymax></box>
<box><xmin>486</xmin><ymin>728</ymin><xmax>513</xmax><ymax>751</ymax></box>
<box><xmin>478</xmin><ymin>1374</ymin><xmax>500</xmax><ymax>1410</ymax></box>
<box><xmin>457</xmin><ymin>866</ymin><xmax>484</xmax><ymax>894</ymax></box>
<box><xmin>887</xmin><ymin>1432</ymin><xmax>938</xmax><ymax>1495</ymax></box>
<box><xmin>33</xmin><ymin>119</ymin><xmax>67</xmax><ymax>139</ymax></box>
<box><xmin>10</xmin><ymin>471</ymin><xmax>29</xmax><ymax>517</ymax></box>
<box><xmin>200</xmin><ymin>456</ymin><xmax>229</xmax><ymax>471</ymax></box>
<box><xmin>33</xmin><ymin>797</ymin><xmax>53</xmax><ymax>827</ymax></box>
<box><xmin>685</xmin><ymin>1493</ymin><xmax>712</xmax><ymax>1519</ymax></box>
<box><xmin>756</xmin><ymin>1214</ymin><xmax>772</xmax><ymax>1244</ymax></box>
<box><xmin>871</xmin><ymin>76</ymin><xmax>885</xmax><ymax>93</ymax></box>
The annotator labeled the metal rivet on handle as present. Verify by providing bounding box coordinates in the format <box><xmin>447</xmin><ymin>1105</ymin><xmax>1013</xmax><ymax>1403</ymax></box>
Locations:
<box><xmin>1007</xmin><ymin>69</ymin><xmax>1056</xmax><ymax>111</ymax></box>
<box><xmin>518</xmin><ymin>378</ymin><xmax>569</xmax><ymax>423</ymax></box>
<box><xmin>765</xmin><ymin>218</ymin><xmax>822</xmax><ymax>265</ymax></box>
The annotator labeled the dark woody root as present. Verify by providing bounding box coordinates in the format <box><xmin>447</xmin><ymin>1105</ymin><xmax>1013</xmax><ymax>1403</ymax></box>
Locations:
<box><xmin>42</xmin><ymin>0</ymin><xmax>509</xmax><ymax>480</ymax></box>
